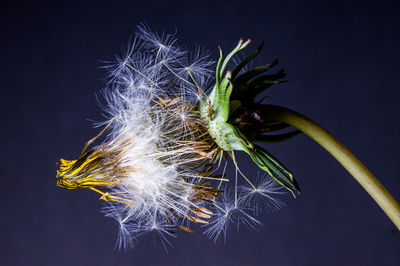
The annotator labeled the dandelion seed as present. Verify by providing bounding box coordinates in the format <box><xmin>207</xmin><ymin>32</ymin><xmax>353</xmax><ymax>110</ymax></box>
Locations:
<box><xmin>204</xmin><ymin>190</ymin><xmax>261</xmax><ymax>242</ymax></box>
<box><xmin>239</xmin><ymin>173</ymin><xmax>286</xmax><ymax>215</ymax></box>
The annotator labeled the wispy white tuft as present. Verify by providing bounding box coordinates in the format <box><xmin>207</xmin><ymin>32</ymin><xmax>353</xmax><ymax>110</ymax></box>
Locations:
<box><xmin>239</xmin><ymin>173</ymin><xmax>286</xmax><ymax>215</ymax></box>
<box><xmin>203</xmin><ymin>188</ymin><xmax>261</xmax><ymax>242</ymax></box>
<box><xmin>95</xmin><ymin>25</ymin><xmax>220</xmax><ymax>248</ymax></box>
<box><xmin>75</xmin><ymin>25</ymin><xmax>287</xmax><ymax>248</ymax></box>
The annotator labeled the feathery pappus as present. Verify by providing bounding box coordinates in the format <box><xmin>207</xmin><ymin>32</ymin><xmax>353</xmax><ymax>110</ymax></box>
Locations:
<box><xmin>57</xmin><ymin>25</ymin><xmax>297</xmax><ymax>248</ymax></box>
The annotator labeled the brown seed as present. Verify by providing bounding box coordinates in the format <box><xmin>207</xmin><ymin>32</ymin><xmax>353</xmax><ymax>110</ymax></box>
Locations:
<box><xmin>179</xmin><ymin>225</ymin><xmax>195</xmax><ymax>233</ymax></box>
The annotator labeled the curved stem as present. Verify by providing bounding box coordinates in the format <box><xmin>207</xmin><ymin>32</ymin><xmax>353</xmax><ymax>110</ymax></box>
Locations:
<box><xmin>262</xmin><ymin>104</ymin><xmax>400</xmax><ymax>230</ymax></box>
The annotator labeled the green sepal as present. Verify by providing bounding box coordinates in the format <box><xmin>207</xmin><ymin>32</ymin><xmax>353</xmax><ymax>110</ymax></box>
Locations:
<box><xmin>215</xmin><ymin>46</ymin><xmax>224</xmax><ymax>84</ymax></box>
<box><xmin>231</xmin><ymin>41</ymin><xmax>264</xmax><ymax>79</ymax></box>
<box><xmin>219</xmin><ymin>39</ymin><xmax>251</xmax><ymax>82</ymax></box>
<box><xmin>234</xmin><ymin>65</ymin><xmax>270</xmax><ymax>84</ymax></box>
<box><xmin>206</xmin><ymin>39</ymin><xmax>252</xmax><ymax>124</ymax></box>
<box><xmin>244</xmin><ymin>80</ymin><xmax>286</xmax><ymax>101</ymax></box>
<box><xmin>241</xmin><ymin>143</ymin><xmax>300</xmax><ymax>196</ymax></box>
<box><xmin>247</xmin><ymin>69</ymin><xmax>286</xmax><ymax>86</ymax></box>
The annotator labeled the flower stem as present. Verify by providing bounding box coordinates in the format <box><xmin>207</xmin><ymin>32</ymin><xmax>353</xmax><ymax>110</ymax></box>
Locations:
<box><xmin>261</xmin><ymin>104</ymin><xmax>400</xmax><ymax>230</ymax></box>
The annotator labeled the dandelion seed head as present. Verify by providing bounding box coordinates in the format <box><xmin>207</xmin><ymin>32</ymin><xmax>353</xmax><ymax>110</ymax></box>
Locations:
<box><xmin>57</xmin><ymin>25</ymin><xmax>288</xmax><ymax>248</ymax></box>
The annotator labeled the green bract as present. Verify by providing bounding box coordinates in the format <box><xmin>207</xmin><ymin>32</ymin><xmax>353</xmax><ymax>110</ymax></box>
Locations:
<box><xmin>200</xmin><ymin>39</ymin><xmax>300</xmax><ymax>196</ymax></box>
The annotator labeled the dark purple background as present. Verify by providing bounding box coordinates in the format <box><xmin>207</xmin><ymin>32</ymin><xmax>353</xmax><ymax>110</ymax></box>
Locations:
<box><xmin>1</xmin><ymin>0</ymin><xmax>400</xmax><ymax>265</ymax></box>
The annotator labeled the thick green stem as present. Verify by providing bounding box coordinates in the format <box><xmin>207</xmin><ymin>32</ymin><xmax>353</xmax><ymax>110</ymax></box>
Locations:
<box><xmin>262</xmin><ymin>104</ymin><xmax>400</xmax><ymax>230</ymax></box>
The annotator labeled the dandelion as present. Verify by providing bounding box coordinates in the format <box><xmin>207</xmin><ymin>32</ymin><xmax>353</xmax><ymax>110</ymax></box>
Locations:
<box><xmin>57</xmin><ymin>25</ymin><xmax>400</xmax><ymax>248</ymax></box>
<box><xmin>57</xmin><ymin>26</ymin><xmax>225</xmax><ymax>247</ymax></box>
<box><xmin>57</xmin><ymin>26</ymin><xmax>261</xmax><ymax>247</ymax></box>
